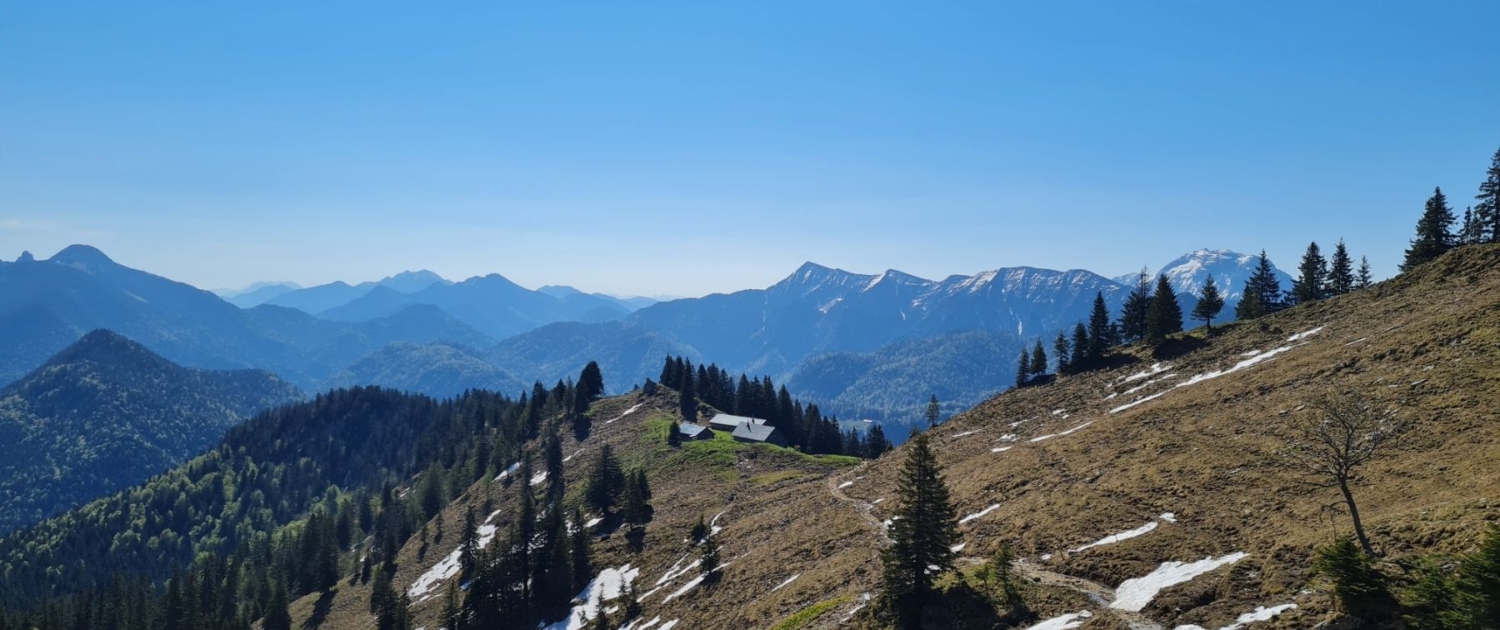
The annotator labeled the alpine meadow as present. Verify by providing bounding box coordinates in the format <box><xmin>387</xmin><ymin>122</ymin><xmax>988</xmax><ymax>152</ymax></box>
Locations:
<box><xmin>2</xmin><ymin>3</ymin><xmax>1498</xmax><ymax>630</ymax></box>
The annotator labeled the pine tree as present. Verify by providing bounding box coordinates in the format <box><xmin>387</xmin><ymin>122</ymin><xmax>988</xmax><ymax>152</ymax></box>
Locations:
<box><xmin>1120</xmin><ymin>268</ymin><xmax>1153</xmax><ymax>343</ymax></box>
<box><xmin>1328</xmin><ymin>239</ymin><xmax>1355</xmax><ymax>296</ymax></box>
<box><xmin>700</xmin><ymin>534</ymin><xmax>722</xmax><ymax>585</ymax></box>
<box><xmin>586</xmin><ymin>445</ymin><xmax>624</xmax><ymax>513</ymax></box>
<box><xmin>1237</xmin><ymin>250</ymin><xmax>1282</xmax><ymax>320</ymax></box>
<box><xmin>1459</xmin><ymin>207</ymin><xmax>1481</xmax><ymax>246</ymax></box>
<box><xmin>1290</xmin><ymin>241</ymin><xmax>1329</xmax><ymax>305</ymax></box>
<box><xmin>925</xmin><ymin>395</ymin><xmax>940</xmax><ymax>428</ymax></box>
<box><xmin>1030</xmin><ymin>341</ymin><xmax>1047</xmax><ymax>377</ymax></box>
<box><xmin>1475</xmin><ymin>146</ymin><xmax>1500</xmax><ymax>244</ymax></box>
<box><xmin>1402</xmin><ymin>187</ymin><xmax>1456</xmax><ymax>272</ymax></box>
<box><xmin>623</xmin><ymin>469</ymin><xmax>648</xmax><ymax>526</ymax></box>
<box><xmin>1313</xmin><ymin>537</ymin><xmax>1390</xmax><ymax>619</ymax></box>
<box><xmin>1053</xmin><ymin>333</ymin><xmax>1070</xmax><ymax>375</ymax></box>
<box><xmin>1086</xmin><ymin>292</ymin><xmax>1111</xmax><ymax>359</ymax></box>
<box><xmin>678</xmin><ymin>371</ymin><xmax>696</xmax><ymax>423</ymax></box>
<box><xmin>689</xmin><ymin>514</ymin><xmax>708</xmax><ymax>544</ymax></box>
<box><xmin>570</xmin><ymin>507</ymin><xmax>592</xmax><ymax>590</ymax></box>
<box><xmin>1069</xmin><ymin>323</ymin><xmax>1088</xmax><ymax>370</ymax></box>
<box><xmin>441</xmin><ymin>581</ymin><xmax>463</xmax><ymax>630</ymax></box>
<box><xmin>1356</xmin><ymin>256</ymin><xmax>1373</xmax><ymax>289</ymax></box>
<box><xmin>1452</xmin><ymin>525</ymin><xmax>1500</xmax><ymax>628</ymax></box>
<box><xmin>866</xmin><ymin>424</ymin><xmax>891</xmax><ymax>458</ymax></box>
<box><xmin>263</xmin><ymin>581</ymin><xmax>291</xmax><ymax>630</ymax></box>
<box><xmin>880</xmin><ymin>434</ymin><xmax>959</xmax><ymax>628</ymax></box>
<box><xmin>1146</xmin><ymin>275</ymin><xmax>1183</xmax><ymax>343</ymax></box>
<box><xmin>1191</xmin><ymin>276</ymin><xmax>1224</xmax><ymax>331</ymax></box>
<box><xmin>459</xmin><ymin>505</ymin><xmax>480</xmax><ymax>582</ymax></box>
<box><xmin>1014</xmin><ymin>351</ymin><xmax>1030</xmax><ymax>388</ymax></box>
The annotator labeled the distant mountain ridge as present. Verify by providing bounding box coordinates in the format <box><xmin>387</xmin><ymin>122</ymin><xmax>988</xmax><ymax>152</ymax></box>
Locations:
<box><xmin>264</xmin><ymin>269</ymin><xmax>450</xmax><ymax>313</ymax></box>
<box><xmin>1115</xmin><ymin>248</ymin><xmax>1293</xmax><ymax>308</ymax></box>
<box><xmin>0</xmin><ymin>330</ymin><xmax>303</xmax><ymax>533</ymax></box>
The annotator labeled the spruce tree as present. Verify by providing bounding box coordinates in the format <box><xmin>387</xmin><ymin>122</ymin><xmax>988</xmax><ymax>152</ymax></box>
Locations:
<box><xmin>700</xmin><ymin>534</ymin><xmax>722</xmax><ymax>585</ymax></box>
<box><xmin>459</xmin><ymin>505</ymin><xmax>480</xmax><ymax>581</ymax></box>
<box><xmin>576</xmin><ymin>361</ymin><xmax>605</xmax><ymax>410</ymax></box>
<box><xmin>623</xmin><ymin>469</ymin><xmax>648</xmax><ymax>526</ymax></box>
<box><xmin>925</xmin><ymin>395</ymin><xmax>940</xmax><ymax>428</ymax></box>
<box><xmin>1069</xmin><ymin>323</ymin><xmax>1088</xmax><ymax>370</ymax></box>
<box><xmin>1328</xmin><ymin>239</ymin><xmax>1354</xmax><ymax>296</ymax></box>
<box><xmin>1191</xmin><ymin>276</ymin><xmax>1224</xmax><ymax>331</ymax></box>
<box><xmin>1120</xmin><ymin>268</ymin><xmax>1153</xmax><ymax>343</ymax></box>
<box><xmin>1356</xmin><ymin>256</ymin><xmax>1373</xmax><ymax>289</ymax></box>
<box><xmin>866</xmin><ymin>424</ymin><xmax>891</xmax><ymax>458</ymax></box>
<box><xmin>1476</xmin><ymin>146</ymin><xmax>1500</xmax><ymax>244</ymax></box>
<box><xmin>880</xmin><ymin>434</ymin><xmax>959</xmax><ymax>627</ymax></box>
<box><xmin>678</xmin><ymin>372</ymin><xmax>696</xmax><ymax>423</ymax></box>
<box><xmin>1014</xmin><ymin>351</ymin><xmax>1030</xmax><ymax>388</ymax></box>
<box><xmin>1086</xmin><ymin>292</ymin><xmax>1111</xmax><ymax>359</ymax></box>
<box><xmin>1459</xmin><ymin>207</ymin><xmax>1481</xmax><ymax>246</ymax></box>
<box><xmin>1030</xmin><ymin>341</ymin><xmax>1047</xmax><ymax>377</ymax></box>
<box><xmin>441</xmin><ymin>582</ymin><xmax>463</xmax><ymax>630</ymax></box>
<box><xmin>1402</xmin><ymin>187</ymin><xmax>1456</xmax><ymax>271</ymax></box>
<box><xmin>1291</xmin><ymin>241</ymin><xmax>1329</xmax><ymax>305</ymax></box>
<box><xmin>1313</xmin><ymin>537</ymin><xmax>1390</xmax><ymax>619</ymax></box>
<box><xmin>263</xmin><ymin>581</ymin><xmax>291</xmax><ymax>630</ymax></box>
<box><xmin>1453</xmin><ymin>525</ymin><xmax>1500</xmax><ymax>627</ymax></box>
<box><xmin>1237</xmin><ymin>250</ymin><xmax>1282</xmax><ymax>319</ymax></box>
<box><xmin>1053</xmin><ymin>333</ymin><xmax>1070</xmax><ymax>375</ymax></box>
<box><xmin>1146</xmin><ymin>275</ymin><xmax>1183</xmax><ymax>343</ymax></box>
<box><xmin>570</xmin><ymin>506</ymin><xmax>592</xmax><ymax>590</ymax></box>
<box><xmin>585</xmin><ymin>445</ymin><xmax>624</xmax><ymax>513</ymax></box>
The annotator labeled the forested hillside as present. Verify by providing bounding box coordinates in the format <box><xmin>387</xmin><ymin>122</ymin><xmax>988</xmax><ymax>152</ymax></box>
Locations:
<box><xmin>0</xmin><ymin>330</ymin><xmax>302</xmax><ymax>533</ymax></box>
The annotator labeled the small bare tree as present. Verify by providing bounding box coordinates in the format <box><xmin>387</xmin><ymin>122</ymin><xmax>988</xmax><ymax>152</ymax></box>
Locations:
<box><xmin>1278</xmin><ymin>391</ymin><xmax>1410</xmax><ymax>556</ymax></box>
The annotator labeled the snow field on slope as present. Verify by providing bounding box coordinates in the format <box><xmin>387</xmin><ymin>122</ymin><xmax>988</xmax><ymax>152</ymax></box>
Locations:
<box><xmin>1110</xmin><ymin>553</ymin><xmax>1248</xmax><ymax>611</ymax></box>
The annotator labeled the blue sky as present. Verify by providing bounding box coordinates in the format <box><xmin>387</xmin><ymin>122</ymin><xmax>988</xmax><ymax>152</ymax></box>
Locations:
<box><xmin>3</xmin><ymin>1</ymin><xmax>1497</xmax><ymax>297</ymax></box>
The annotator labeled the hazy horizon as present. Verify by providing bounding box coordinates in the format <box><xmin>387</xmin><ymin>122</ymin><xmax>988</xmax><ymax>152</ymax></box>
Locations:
<box><xmin>4</xmin><ymin>2</ymin><xmax>1498</xmax><ymax>296</ymax></box>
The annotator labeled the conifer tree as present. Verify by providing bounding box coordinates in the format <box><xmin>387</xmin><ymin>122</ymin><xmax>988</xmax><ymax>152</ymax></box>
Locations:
<box><xmin>700</xmin><ymin>534</ymin><xmax>722</xmax><ymax>585</ymax></box>
<box><xmin>1356</xmin><ymin>256</ymin><xmax>1373</xmax><ymax>289</ymax></box>
<box><xmin>689</xmin><ymin>514</ymin><xmax>708</xmax><ymax>544</ymax></box>
<box><xmin>678</xmin><ymin>371</ymin><xmax>696</xmax><ymax>423</ymax></box>
<box><xmin>925</xmin><ymin>395</ymin><xmax>940</xmax><ymax>428</ymax></box>
<box><xmin>263</xmin><ymin>581</ymin><xmax>291</xmax><ymax>630</ymax></box>
<box><xmin>1053</xmin><ymin>333</ymin><xmax>1070</xmax><ymax>375</ymax></box>
<box><xmin>1087</xmin><ymin>292</ymin><xmax>1111</xmax><ymax>359</ymax></box>
<box><xmin>880</xmin><ymin>434</ymin><xmax>959</xmax><ymax>628</ymax></box>
<box><xmin>1069</xmin><ymin>323</ymin><xmax>1088</xmax><ymax>370</ymax></box>
<box><xmin>1475</xmin><ymin>146</ymin><xmax>1500</xmax><ymax>244</ymax></box>
<box><xmin>570</xmin><ymin>506</ymin><xmax>592</xmax><ymax>590</ymax></box>
<box><xmin>866</xmin><ymin>424</ymin><xmax>891</xmax><ymax>458</ymax></box>
<box><xmin>585</xmin><ymin>445</ymin><xmax>624</xmax><ymax>513</ymax></box>
<box><xmin>1453</xmin><ymin>525</ymin><xmax>1500</xmax><ymax>627</ymax></box>
<box><xmin>459</xmin><ymin>505</ymin><xmax>480</xmax><ymax>582</ymax></box>
<box><xmin>1328</xmin><ymin>240</ymin><xmax>1355</xmax><ymax>296</ymax></box>
<box><xmin>441</xmin><ymin>581</ymin><xmax>463</xmax><ymax>630</ymax></box>
<box><xmin>1120</xmin><ymin>268</ymin><xmax>1153</xmax><ymax>343</ymax></box>
<box><xmin>1459</xmin><ymin>207</ymin><xmax>1481</xmax><ymax>246</ymax></box>
<box><xmin>1237</xmin><ymin>251</ymin><xmax>1282</xmax><ymax>319</ymax></box>
<box><xmin>1291</xmin><ymin>241</ymin><xmax>1329</xmax><ymax>305</ymax></box>
<box><xmin>623</xmin><ymin>469</ymin><xmax>649</xmax><ymax>526</ymax></box>
<box><xmin>1146</xmin><ymin>275</ymin><xmax>1183</xmax><ymax>343</ymax></box>
<box><xmin>1030</xmin><ymin>341</ymin><xmax>1047</xmax><ymax>377</ymax></box>
<box><xmin>1192</xmin><ymin>276</ymin><xmax>1225</xmax><ymax>331</ymax></box>
<box><xmin>1313</xmin><ymin>537</ymin><xmax>1390</xmax><ymax>619</ymax></box>
<box><xmin>1402</xmin><ymin>187</ymin><xmax>1456</xmax><ymax>271</ymax></box>
<box><xmin>1014</xmin><ymin>351</ymin><xmax>1030</xmax><ymax>388</ymax></box>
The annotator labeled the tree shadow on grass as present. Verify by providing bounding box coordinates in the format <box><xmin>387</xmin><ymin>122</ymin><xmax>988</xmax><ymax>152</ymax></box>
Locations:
<box><xmin>301</xmin><ymin>590</ymin><xmax>337</xmax><ymax>629</ymax></box>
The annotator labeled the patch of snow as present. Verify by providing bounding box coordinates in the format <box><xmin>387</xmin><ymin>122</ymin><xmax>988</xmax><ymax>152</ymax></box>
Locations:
<box><xmin>623</xmin><ymin>616</ymin><xmax>661</xmax><ymax>630</ymax></box>
<box><xmin>1122</xmin><ymin>363</ymin><xmax>1170</xmax><ymax>383</ymax></box>
<box><xmin>654</xmin><ymin>555</ymin><xmax>700</xmax><ymax>587</ymax></box>
<box><xmin>1171</xmin><ymin>603</ymin><xmax>1296</xmax><ymax>630</ymax></box>
<box><xmin>959</xmin><ymin>504</ymin><xmax>1001</xmax><ymax>525</ymax></box>
<box><xmin>409</xmin><ymin>522</ymin><xmax>501</xmax><ymax>600</ymax></box>
<box><xmin>658</xmin><ymin>621</ymin><xmax>678</xmax><ymax>630</ymax></box>
<box><xmin>839</xmin><ymin>593</ymin><xmax>873</xmax><ymax>623</ymax></box>
<box><xmin>1112</xmin><ymin>343</ymin><xmax>1303</xmax><ymax>414</ymax></box>
<box><xmin>771</xmin><ymin>574</ymin><xmax>800</xmax><ymax>592</ymax></box>
<box><xmin>1345</xmin><ymin>337</ymin><xmax>1368</xmax><ymax>346</ymax></box>
<box><xmin>951</xmin><ymin>543</ymin><xmax>967</xmax><ymax>553</ymax></box>
<box><xmin>1111</xmin><ymin>553</ymin><xmax>1248</xmax><ymax>612</ymax></box>
<box><xmin>1160</xmin><ymin>512</ymin><xmax>1178</xmax><ymax>523</ymax></box>
<box><xmin>951</xmin><ymin>429</ymin><xmax>982</xmax><ymax>438</ymax></box>
<box><xmin>1029</xmin><ymin>421</ymin><xmax>1095</xmax><ymax>443</ymax></box>
<box><xmin>543</xmin><ymin>565</ymin><xmax>641</xmax><ymax>630</ymax></box>
<box><xmin>1039</xmin><ymin>553</ymin><xmax>1053</xmax><ymax>561</ymax></box>
<box><xmin>605</xmin><ymin>403</ymin><xmax>643</xmax><ymax>424</ymax></box>
<box><xmin>494</xmin><ymin>462</ymin><xmax>520</xmax><ymax>481</ymax></box>
<box><xmin>563</xmin><ymin>449</ymin><xmax>583</xmax><ymax>463</ymax></box>
<box><xmin>1240</xmin><ymin>349</ymin><xmax>1262</xmax><ymax>357</ymax></box>
<box><xmin>1070</xmin><ymin>521</ymin><xmax>1157</xmax><ymax>553</ymax></box>
<box><xmin>1023</xmin><ymin>610</ymin><xmax>1093</xmax><ymax>630</ymax></box>
<box><xmin>991</xmin><ymin>446</ymin><xmax>1013</xmax><ymax>453</ymax></box>
<box><xmin>531</xmin><ymin>470</ymin><xmax>549</xmax><ymax>486</ymax></box>
<box><xmin>1052</xmin><ymin>409</ymin><xmax>1067</xmax><ymax>415</ymax></box>
<box><xmin>997</xmin><ymin>433</ymin><xmax>1018</xmax><ymax>441</ymax></box>
<box><xmin>584</xmin><ymin>517</ymin><xmax>603</xmax><ymax>529</ymax></box>
<box><xmin>1286</xmin><ymin>326</ymin><xmax>1324</xmax><ymax>342</ymax></box>
<box><xmin>662</xmin><ymin>574</ymin><xmax>704</xmax><ymax>603</ymax></box>
<box><xmin>838</xmin><ymin>481</ymin><xmax>854</xmax><ymax>489</ymax></box>
<box><xmin>871</xmin><ymin>498</ymin><xmax>886</xmax><ymax>505</ymax></box>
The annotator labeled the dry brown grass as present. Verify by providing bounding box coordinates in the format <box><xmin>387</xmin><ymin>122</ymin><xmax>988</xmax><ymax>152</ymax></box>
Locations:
<box><xmin>294</xmin><ymin>244</ymin><xmax>1500</xmax><ymax>630</ymax></box>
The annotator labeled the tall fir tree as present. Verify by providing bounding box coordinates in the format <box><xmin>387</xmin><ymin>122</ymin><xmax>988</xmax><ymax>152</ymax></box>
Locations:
<box><xmin>1030</xmin><ymin>340</ymin><xmax>1047</xmax><ymax>377</ymax></box>
<box><xmin>1191</xmin><ymin>276</ymin><xmax>1225</xmax><ymax>331</ymax></box>
<box><xmin>1146</xmin><ymin>275</ymin><xmax>1183</xmax><ymax>342</ymax></box>
<box><xmin>1120</xmin><ymin>268</ymin><xmax>1153</xmax><ymax>343</ymax></box>
<box><xmin>1086</xmin><ymin>292</ymin><xmax>1111</xmax><ymax>359</ymax></box>
<box><xmin>1069</xmin><ymin>323</ymin><xmax>1088</xmax><ymax>370</ymax></box>
<box><xmin>585</xmin><ymin>445</ymin><xmax>625</xmax><ymax>513</ymax></box>
<box><xmin>1356</xmin><ymin>256</ymin><xmax>1373</xmax><ymax>289</ymax></box>
<box><xmin>880</xmin><ymin>434</ymin><xmax>959</xmax><ymax>628</ymax></box>
<box><xmin>576</xmin><ymin>361</ymin><xmax>605</xmax><ymax>409</ymax></box>
<box><xmin>1459</xmin><ymin>207</ymin><xmax>1482</xmax><ymax>246</ymax></box>
<box><xmin>1014</xmin><ymin>351</ymin><xmax>1030</xmax><ymax>388</ymax></box>
<box><xmin>925</xmin><ymin>395</ymin><xmax>940</xmax><ymax>428</ymax></box>
<box><xmin>1290</xmin><ymin>241</ymin><xmax>1329</xmax><ymax>305</ymax></box>
<box><xmin>1237</xmin><ymin>250</ymin><xmax>1282</xmax><ymax>320</ymax></box>
<box><xmin>1053</xmin><ymin>333</ymin><xmax>1071</xmax><ymax>375</ymax></box>
<box><xmin>1475</xmin><ymin>146</ymin><xmax>1500</xmax><ymax>244</ymax></box>
<box><xmin>263</xmin><ymin>581</ymin><xmax>291</xmax><ymax>630</ymax></box>
<box><xmin>678</xmin><ymin>370</ymin><xmax>697</xmax><ymax>423</ymax></box>
<box><xmin>1402</xmin><ymin>187</ymin><xmax>1456</xmax><ymax>272</ymax></box>
<box><xmin>1328</xmin><ymin>239</ymin><xmax>1355</xmax><ymax>296</ymax></box>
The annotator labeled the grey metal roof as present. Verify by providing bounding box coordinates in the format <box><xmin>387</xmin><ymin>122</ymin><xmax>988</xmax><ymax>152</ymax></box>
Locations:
<box><xmin>731</xmin><ymin>421</ymin><xmax>779</xmax><ymax>442</ymax></box>
<box><xmin>678</xmin><ymin>423</ymin><xmax>710</xmax><ymax>438</ymax></box>
<box><xmin>709</xmin><ymin>413</ymin><xmax>765</xmax><ymax>428</ymax></box>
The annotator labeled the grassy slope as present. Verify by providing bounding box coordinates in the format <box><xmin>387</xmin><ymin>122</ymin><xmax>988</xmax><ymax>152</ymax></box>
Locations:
<box><xmin>296</xmin><ymin>244</ymin><xmax>1500</xmax><ymax>630</ymax></box>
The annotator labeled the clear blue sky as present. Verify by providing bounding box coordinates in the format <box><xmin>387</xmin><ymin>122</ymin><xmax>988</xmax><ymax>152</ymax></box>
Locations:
<box><xmin>3</xmin><ymin>1</ymin><xmax>1497</xmax><ymax>297</ymax></box>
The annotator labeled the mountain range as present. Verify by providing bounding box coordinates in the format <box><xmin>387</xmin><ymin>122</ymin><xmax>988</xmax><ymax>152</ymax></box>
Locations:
<box><xmin>0</xmin><ymin>330</ymin><xmax>302</xmax><ymax>533</ymax></box>
<box><xmin>0</xmin><ymin>245</ymin><xmax>1291</xmax><ymax>428</ymax></box>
